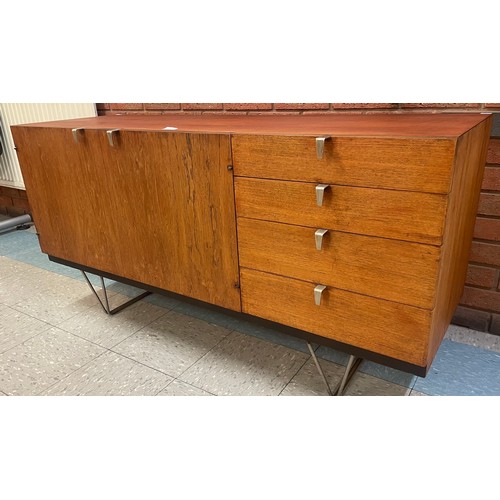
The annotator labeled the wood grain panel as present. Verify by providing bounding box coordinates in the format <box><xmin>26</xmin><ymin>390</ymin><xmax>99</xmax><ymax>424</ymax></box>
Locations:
<box><xmin>12</xmin><ymin>127</ymin><xmax>241</xmax><ymax>311</ymax></box>
<box><xmin>237</xmin><ymin>218</ymin><xmax>440</xmax><ymax>309</ymax></box>
<box><xmin>235</xmin><ymin>178</ymin><xmax>447</xmax><ymax>245</ymax></box>
<box><xmin>233</xmin><ymin>135</ymin><xmax>455</xmax><ymax>193</ymax></box>
<box><xmin>428</xmin><ymin>117</ymin><xmax>492</xmax><ymax>364</ymax></box>
<box><xmin>17</xmin><ymin>113</ymin><xmax>489</xmax><ymax>138</ymax></box>
<box><xmin>240</xmin><ymin>268</ymin><xmax>430</xmax><ymax>367</ymax></box>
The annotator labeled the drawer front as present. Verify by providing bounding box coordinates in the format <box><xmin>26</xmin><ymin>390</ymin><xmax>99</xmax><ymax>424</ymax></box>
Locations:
<box><xmin>237</xmin><ymin>218</ymin><xmax>440</xmax><ymax>309</ymax></box>
<box><xmin>235</xmin><ymin>178</ymin><xmax>447</xmax><ymax>245</ymax></box>
<box><xmin>233</xmin><ymin>135</ymin><xmax>455</xmax><ymax>194</ymax></box>
<box><xmin>240</xmin><ymin>268</ymin><xmax>430</xmax><ymax>367</ymax></box>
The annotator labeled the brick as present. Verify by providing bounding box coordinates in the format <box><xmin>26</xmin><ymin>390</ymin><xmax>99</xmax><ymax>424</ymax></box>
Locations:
<box><xmin>331</xmin><ymin>103</ymin><xmax>397</xmax><ymax>109</ymax></box>
<box><xmin>473</xmin><ymin>217</ymin><xmax>500</xmax><ymax>242</ymax></box>
<box><xmin>487</xmin><ymin>138</ymin><xmax>500</xmax><ymax>164</ymax></box>
<box><xmin>96</xmin><ymin>103</ymin><xmax>110</xmax><ymax>110</ymax></box>
<box><xmin>482</xmin><ymin>167</ymin><xmax>500</xmax><ymax>190</ymax></box>
<box><xmin>452</xmin><ymin>305</ymin><xmax>491</xmax><ymax>332</ymax></box>
<box><xmin>6</xmin><ymin>205</ymin><xmax>27</xmax><ymax>217</ymax></box>
<box><xmin>275</xmin><ymin>103</ymin><xmax>330</xmax><ymax>110</ymax></box>
<box><xmin>478</xmin><ymin>193</ymin><xmax>500</xmax><ymax>216</ymax></box>
<box><xmin>400</xmin><ymin>103</ymin><xmax>480</xmax><ymax>108</ymax></box>
<box><xmin>485</xmin><ymin>104</ymin><xmax>500</xmax><ymax>108</ymax></box>
<box><xmin>144</xmin><ymin>103</ymin><xmax>181</xmax><ymax>111</ymax></box>
<box><xmin>0</xmin><ymin>195</ymin><xmax>13</xmax><ymax>207</ymax></box>
<box><xmin>0</xmin><ymin>206</ymin><xmax>7</xmax><ymax>215</ymax></box>
<box><xmin>0</xmin><ymin>186</ymin><xmax>18</xmax><ymax>197</ymax></box>
<box><xmin>224</xmin><ymin>104</ymin><xmax>273</xmax><ymax>111</ymax></box>
<box><xmin>109</xmin><ymin>103</ymin><xmax>144</xmax><ymax>111</ymax></box>
<box><xmin>470</xmin><ymin>241</ymin><xmax>500</xmax><ymax>266</ymax></box>
<box><xmin>12</xmin><ymin>197</ymin><xmax>30</xmax><ymax>210</ymax></box>
<box><xmin>182</xmin><ymin>103</ymin><xmax>223</xmax><ymax>110</ymax></box>
<box><xmin>16</xmin><ymin>189</ymin><xmax>28</xmax><ymax>199</ymax></box>
<box><xmin>460</xmin><ymin>286</ymin><xmax>500</xmax><ymax>313</ymax></box>
<box><xmin>466</xmin><ymin>265</ymin><xmax>497</xmax><ymax>288</ymax></box>
<box><xmin>491</xmin><ymin>314</ymin><xmax>500</xmax><ymax>335</ymax></box>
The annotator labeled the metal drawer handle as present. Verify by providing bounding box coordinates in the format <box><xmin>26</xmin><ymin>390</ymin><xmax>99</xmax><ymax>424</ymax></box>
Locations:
<box><xmin>106</xmin><ymin>129</ymin><xmax>120</xmax><ymax>147</ymax></box>
<box><xmin>314</xmin><ymin>284</ymin><xmax>327</xmax><ymax>306</ymax></box>
<box><xmin>315</xmin><ymin>229</ymin><xmax>329</xmax><ymax>250</ymax></box>
<box><xmin>316</xmin><ymin>184</ymin><xmax>330</xmax><ymax>206</ymax></box>
<box><xmin>316</xmin><ymin>136</ymin><xmax>331</xmax><ymax>160</ymax></box>
<box><xmin>72</xmin><ymin>128</ymin><xmax>83</xmax><ymax>143</ymax></box>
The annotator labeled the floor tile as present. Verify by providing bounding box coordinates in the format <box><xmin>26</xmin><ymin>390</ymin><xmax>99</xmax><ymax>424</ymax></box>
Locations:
<box><xmin>157</xmin><ymin>380</ymin><xmax>213</xmax><ymax>396</ymax></box>
<box><xmin>315</xmin><ymin>346</ymin><xmax>417</xmax><ymax>388</ymax></box>
<box><xmin>0</xmin><ymin>304</ymin><xmax>52</xmax><ymax>354</ymax></box>
<box><xmin>413</xmin><ymin>339</ymin><xmax>500</xmax><ymax>396</ymax></box>
<box><xmin>0</xmin><ymin>258</ymin><xmax>101</xmax><ymax>325</ymax></box>
<box><xmin>0</xmin><ymin>327</ymin><xmax>105</xmax><ymax>396</ymax></box>
<box><xmin>57</xmin><ymin>298</ymin><xmax>168</xmax><ymax>348</ymax></box>
<box><xmin>112</xmin><ymin>310</ymin><xmax>232</xmax><ymax>377</ymax></box>
<box><xmin>43</xmin><ymin>351</ymin><xmax>173</xmax><ymax>396</ymax></box>
<box><xmin>343</xmin><ymin>372</ymin><xmax>409</xmax><ymax>396</ymax></box>
<box><xmin>0</xmin><ymin>230</ymin><xmax>40</xmax><ymax>257</ymax></box>
<box><xmin>409</xmin><ymin>390</ymin><xmax>428</xmax><ymax>396</ymax></box>
<box><xmin>445</xmin><ymin>324</ymin><xmax>500</xmax><ymax>354</ymax></box>
<box><xmin>180</xmin><ymin>331</ymin><xmax>308</xmax><ymax>396</ymax></box>
<box><xmin>281</xmin><ymin>358</ymin><xmax>346</xmax><ymax>396</ymax></box>
<box><xmin>282</xmin><ymin>358</ymin><xmax>409</xmax><ymax>396</ymax></box>
<box><xmin>172</xmin><ymin>300</ymin><xmax>246</xmax><ymax>331</ymax></box>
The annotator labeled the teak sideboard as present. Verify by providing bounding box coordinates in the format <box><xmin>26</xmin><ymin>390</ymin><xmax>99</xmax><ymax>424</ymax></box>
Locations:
<box><xmin>11</xmin><ymin>113</ymin><xmax>492</xmax><ymax>376</ymax></box>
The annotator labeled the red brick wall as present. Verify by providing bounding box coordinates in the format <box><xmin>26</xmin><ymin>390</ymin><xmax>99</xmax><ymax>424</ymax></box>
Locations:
<box><xmin>0</xmin><ymin>186</ymin><xmax>30</xmax><ymax>217</ymax></box>
<box><xmin>3</xmin><ymin>103</ymin><xmax>500</xmax><ymax>334</ymax></box>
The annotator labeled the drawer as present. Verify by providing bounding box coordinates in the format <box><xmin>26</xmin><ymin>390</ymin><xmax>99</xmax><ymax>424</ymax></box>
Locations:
<box><xmin>240</xmin><ymin>268</ymin><xmax>430</xmax><ymax>367</ymax></box>
<box><xmin>237</xmin><ymin>218</ymin><xmax>440</xmax><ymax>309</ymax></box>
<box><xmin>235</xmin><ymin>178</ymin><xmax>447</xmax><ymax>245</ymax></box>
<box><xmin>232</xmin><ymin>135</ymin><xmax>455</xmax><ymax>194</ymax></box>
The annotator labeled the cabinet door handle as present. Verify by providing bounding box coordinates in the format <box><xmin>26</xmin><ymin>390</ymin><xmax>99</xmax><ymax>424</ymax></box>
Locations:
<box><xmin>72</xmin><ymin>128</ymin><xmax>83</xmax><ymax>143</ymax></box>
<box><xmin>314</xmin><ymin>284</ymin><xmax>327</xmax><ymax>306</ymax></box>
<box><xmin>315</xmin><ymin>229</ymin><xmax>329</xmax><ymax>250</ymax></box>
<box><xmin>106</xmin><ymin>129</ymin><xmax>120</xmax><ymax>147</ymax></box>
<box><xmin>316</xmin><ymin>184</ymin><xmax>329</xmax><ymax>206</ymax></box>
<box><xmin>316</xmin><ymin>136</ymin><xmax>331</xmax><ymax>160</ymax></box>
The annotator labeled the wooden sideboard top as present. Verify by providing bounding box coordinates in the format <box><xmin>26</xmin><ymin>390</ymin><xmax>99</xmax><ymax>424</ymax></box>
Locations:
<box><xmin>14</xmin><ymin>113</ymin><xmax>491</xmax><ymax>138</ymax></box>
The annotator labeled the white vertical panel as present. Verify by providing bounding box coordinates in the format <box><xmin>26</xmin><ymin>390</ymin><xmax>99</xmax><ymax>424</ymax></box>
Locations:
<box><xmin>0</xmin><ymin>103</ymin><xmax>96</xmax><ymax>189</ymax></box>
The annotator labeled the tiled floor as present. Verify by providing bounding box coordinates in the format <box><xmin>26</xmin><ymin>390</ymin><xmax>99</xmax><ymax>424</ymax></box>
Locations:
<box><xmin>1</xmin><ymin>214</ymin><xmax>499</xmax><ymax>396</ymax></box>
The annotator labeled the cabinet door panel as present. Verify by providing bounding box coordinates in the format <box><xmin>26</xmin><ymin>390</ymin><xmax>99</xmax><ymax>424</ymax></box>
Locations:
<box><xmin>13</xmin><ymin>127</ymin><xmax>241</xmax><ymax>311</ymax></box>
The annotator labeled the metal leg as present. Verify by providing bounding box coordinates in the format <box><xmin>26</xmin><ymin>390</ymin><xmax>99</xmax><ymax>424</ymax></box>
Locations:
<box><xmin>81</xmin><ymin>271</ymin><xmax>151</xmax><ymax>315</ymax></box>
<box><xmin>307</xmin><ymin>341</ymin><xmax>362</xmax><ymax>396</ymax></box>
<box><xmin>307</xmin><ymin>342</ymin><xmax>333</xmax><ymax>396</ymax></box>
<box><xmin>334</xmin><ymin>355</ymin><xmax>362</xmax><ymax>396</ymax></box>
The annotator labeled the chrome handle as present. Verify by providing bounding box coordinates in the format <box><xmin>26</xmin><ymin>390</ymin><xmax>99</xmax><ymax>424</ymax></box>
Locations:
<box><xmin>316</xmin><ymin>136</ymin><xmax>331</xmax><ymax>160</ymax></box>
<box><xmin>314</xmin><ymin>285</ymin><xmax>327</xmax><ymax>306</ymax></box>
<box><xmin>72</xmin><ymin>128</ymin><xmax>83</xmax><ymax>143</ymax></box>
<box><xmin>106</xmin><ymin>129</ymin><xmax>120</xmax><ymax>147</ymax></box>
<box><xmin>316</xmin><ymin>184</ymin><xmax>329</xmax><ymax>207</ymax></box>
<box><xmin>315</xmin><ymin>229</ymin><xmax>329</xmax><ymax>250</ymax></box>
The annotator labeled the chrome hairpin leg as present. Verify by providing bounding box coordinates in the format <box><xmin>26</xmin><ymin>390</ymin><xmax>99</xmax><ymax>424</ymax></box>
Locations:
<box><xmin>307</xmin><ymin>341</ymin><xmax>334</xmax><ymax>396</ymax></box>
<box><xmin>307</xmin><ymin>341</ymin><xmax>362</xmax><ymax>396</ymax></box>
<box><xmin>81</xmin><ymin>271</ymin><xmax>151</xmax><ymax>315</ymax></box>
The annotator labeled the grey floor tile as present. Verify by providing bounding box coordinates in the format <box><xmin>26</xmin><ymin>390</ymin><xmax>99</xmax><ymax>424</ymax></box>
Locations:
<box><xmin>0</xmin><ymin>327</ymin><xmax>105</xmax><ymax>396</ymax></box>
<box><xmin>445</xmin><ymin>325</ymin><xmax>500</xmax><ymax>354</ymax></box>
<box><xmin>43</xmin><ymin>351</ymin><xmax>173</xmax><ymax>396</ymax></box>
<box><xmin>409</xmin><ymin>390</ymin><xmax>428</xmax><ymax>396</ymax></box>
<box><xmin>157</xmin><ymin>380</ymin><xmax>213</xmax><ymax>396</ymax></box>
<box><xmin>281</xmin><ymin>358</ymin><xmax>346</xmax><ymax>396</ymax></box>
<box><xmin>343</xmin><ymin>372</ymin><xmax>409</xmax><ymax>396</ymax></box>
<box><xmin>180</xmin><ymin>331</ymin><xmax>308</xmax><ymax>396</ymax></box>
<box><xmin>58</xmin><ymin>298</ymin><xmax>168</xmax><ymax>348</ymax></box>
<box><xmin>0</xmin><ymin>391</ymin><xmax>7</xmax><ymax>396</ymax></box>
<box><xmin>0</xmin><ymin>304</ymin><xmax>52</xmax><ymax>354</ymax></box>
<box><xmin>282</xmin><ymin>358</ymin><xmax>409</xmax><ymax>396</ymax></box>
<box><xmin>316</xmin><ymin>346</ymin><xmax>417</xmax><ymax>388</ymax></box>
<box><xmin>0</xmin><ymin>258</ymin><xmax>101</xmax><ymax>325</ymax></box>
<box><xmin>112</xmin><ymin>310</ymin><xmax>232</xmax><ymax>377</ymax></box>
